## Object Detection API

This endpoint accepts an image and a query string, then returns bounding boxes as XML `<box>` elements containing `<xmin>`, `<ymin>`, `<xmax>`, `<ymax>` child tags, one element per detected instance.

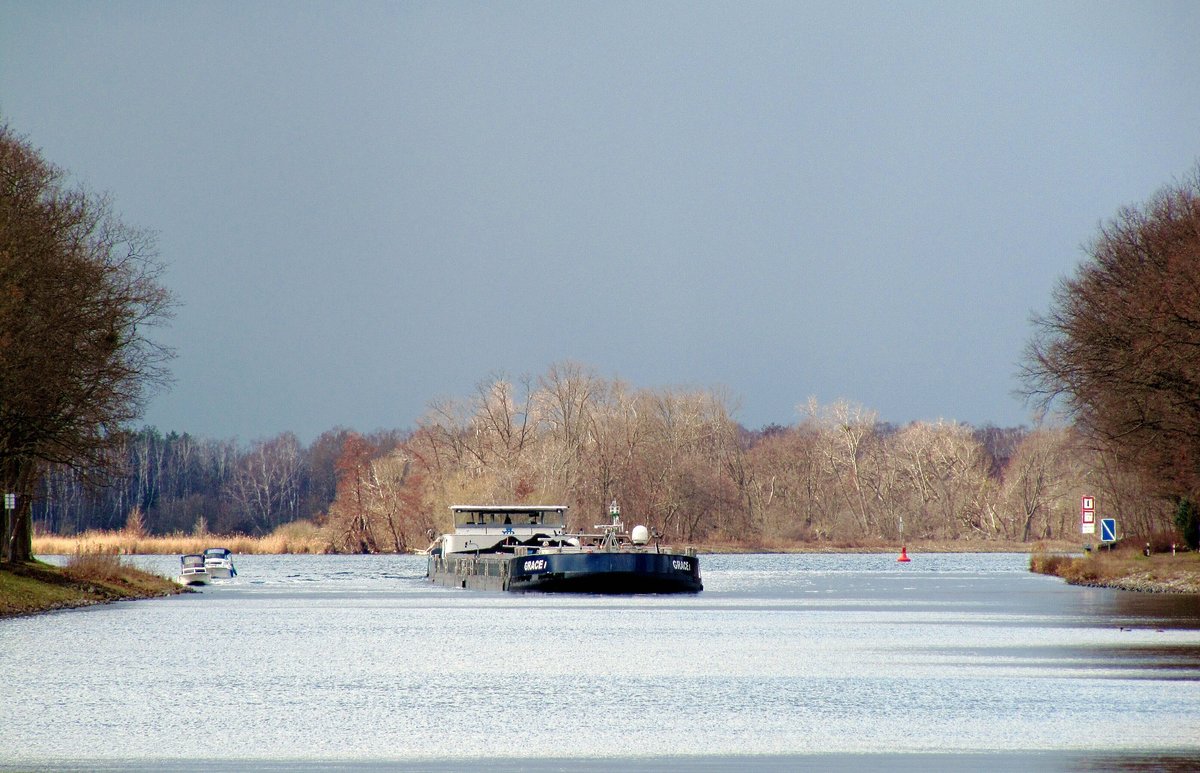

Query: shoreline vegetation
<box><xmin>32</xmin><ymin>521</ymin><xmax>330</xmax><ymax>557</ymax></box>
<box><xmin>31</xmin><ymin>526</ymin><xmax>1083</xmax><ymax>557</ymax></box>
<box><xmin>0</xmin><ymin>554</ymin><xmax>184</xmax><ymax>618</ymax></box>
<box><xmin>1030</xmin><ymin>549</ymin><xmax>1200</xmax><ymax>594</ymax></box>
<box><xmin>6</xmin><ymin>532</ymin><xmax>1196</xmax><ymax>620</ymax></box>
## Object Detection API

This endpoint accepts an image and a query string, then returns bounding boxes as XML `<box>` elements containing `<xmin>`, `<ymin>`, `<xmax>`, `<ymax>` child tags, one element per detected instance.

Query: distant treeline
<box><xmin>33</xmin><ymin>427</ymin><xmax>404</xmax><ymax>537</ymax></box>
<box><xmin>35</xmin><ymin>364</ymin><xmax>1175</xmax><ymax>551</ymax></box>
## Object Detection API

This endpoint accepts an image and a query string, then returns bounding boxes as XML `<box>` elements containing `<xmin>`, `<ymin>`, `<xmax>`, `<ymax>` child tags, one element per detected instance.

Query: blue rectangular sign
<box><xmin>1100</xmin><ymin>518</ymin><xmax>1116</xmax><ymax>543</ymax></box>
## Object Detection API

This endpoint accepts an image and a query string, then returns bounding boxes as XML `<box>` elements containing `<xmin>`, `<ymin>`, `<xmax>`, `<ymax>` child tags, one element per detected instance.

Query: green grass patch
<box><xmin>0</xmin><ymin>558</ymin><xmax>184</xmax><ymax>618</ymax></box>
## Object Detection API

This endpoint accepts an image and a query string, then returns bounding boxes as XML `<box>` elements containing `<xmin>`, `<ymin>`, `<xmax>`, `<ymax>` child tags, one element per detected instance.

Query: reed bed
<box><xmin>34</xmin><ymin>520</ymin><xmax>333</xmax><ymax>556</ymax></box>
<box><xmin>63</xmin><ymin>552</ymin><xmax>126</xmax><ymax>583</ymax></box>
<box><xmin>37</xmin><ymin>526</ymin><xmax>1079</xmax><ymax>557</ymax></box>
<box><xmin>1030</xmin><ymin>547</ymin><xmax>1200</xmax><ymax>592</ymax></box>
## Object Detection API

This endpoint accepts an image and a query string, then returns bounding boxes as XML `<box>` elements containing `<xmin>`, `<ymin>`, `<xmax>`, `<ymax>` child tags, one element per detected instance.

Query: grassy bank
<box><xmin>0</xmin><ymin>555</ymin><xmax>186</xmax><ymax>618</ymax></box>
<box><xmin>1031</xmin><ymin>548</ymin><xmax>1200</xmax><ymax>593</ymax></box>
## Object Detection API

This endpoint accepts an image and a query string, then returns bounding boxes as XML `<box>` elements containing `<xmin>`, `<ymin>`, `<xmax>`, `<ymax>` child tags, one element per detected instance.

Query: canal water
<box><xmin>2</xmin><ymin>553</ymin><xmax>1199</xmax><ymax>772</ymax></box>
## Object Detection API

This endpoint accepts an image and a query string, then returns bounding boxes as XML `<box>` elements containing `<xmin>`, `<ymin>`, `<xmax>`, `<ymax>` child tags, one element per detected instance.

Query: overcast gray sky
<box><xmin>3</xmin><ymin>1</ymin><xmax>1198</xmax><ymax>443</ymax></box>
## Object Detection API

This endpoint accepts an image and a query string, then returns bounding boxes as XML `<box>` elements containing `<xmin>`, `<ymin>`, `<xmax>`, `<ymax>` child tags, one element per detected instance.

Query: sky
<box><xmin>3</xmin><ymin>1</ymin><xmax>1199</xmax><ymax>444</ymax></box>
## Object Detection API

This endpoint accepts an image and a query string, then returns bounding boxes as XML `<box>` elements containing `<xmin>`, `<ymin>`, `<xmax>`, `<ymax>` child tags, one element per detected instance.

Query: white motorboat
<box><xmin>202</xmin><ymin>547</ymin><xmax>237</xmax><ymax>579</ymax></box>
<box><xmin>178</xmin><ymin>554</ymin><xmax>209</xmax><ymax>585</ymax></box>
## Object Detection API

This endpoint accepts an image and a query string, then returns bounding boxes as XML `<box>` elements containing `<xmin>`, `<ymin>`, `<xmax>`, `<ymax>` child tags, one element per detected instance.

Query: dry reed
<box><xmin>63</xmin><ymin>552</ymin><xmax>125</xmax><ymax>583</ymax></box>
<box><xmin>34</xmin><ymin>521</ymin><xmax>334</xmax><ymax>556</ymax></box>
<box><xmin>1030</xmin><ymin>548</ymin><xmax>1200</xmax><ymax>592</ymax></box>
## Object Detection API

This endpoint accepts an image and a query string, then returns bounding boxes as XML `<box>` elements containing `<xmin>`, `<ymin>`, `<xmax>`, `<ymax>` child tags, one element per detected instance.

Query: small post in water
<box><xmin>897</xmin><ymin>515</ymin><xmax>911</xmax><ymax>562</ymax></box>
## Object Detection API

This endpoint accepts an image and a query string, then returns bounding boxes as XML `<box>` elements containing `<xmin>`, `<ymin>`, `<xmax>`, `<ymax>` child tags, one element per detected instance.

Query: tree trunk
<box><xmin>2</xmin><ymin>458</ymin><xmax>36</xmax><ymax>563</ymax></box>
<box><xmin>9</xmin><ymin>497</ymin><xmax>32</xmax><ymax>562</ymax></box>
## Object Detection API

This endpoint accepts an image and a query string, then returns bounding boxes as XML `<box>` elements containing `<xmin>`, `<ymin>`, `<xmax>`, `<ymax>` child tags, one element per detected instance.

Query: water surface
<box><xmin>3</xmin><ymin>553</ymin><xmax>1198</xmax><ymax>771</ymax></box>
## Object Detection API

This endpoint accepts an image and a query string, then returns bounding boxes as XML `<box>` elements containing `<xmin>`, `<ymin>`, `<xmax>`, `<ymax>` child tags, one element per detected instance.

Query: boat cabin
<box><xmin>441</xmin><ymin>505</ymin><xmax>566</xmax><ymax>555</ymax></box>
<box><xmin>180</xmin><ymin>554</ymin><xmax>205</xmax><ymax>569</ymax></box>
<box><xmin>178</xmin><ymin>553</ymin><xmax>209</xmax><ymax>585</ymax></box>
<box><xmin>202</xmin><ymin>547</ymin><xmax>237</xmax><ymax>578</ymax></box>
<box><xmin>454</xmin><ymin>506</ymin><xmax>564</xmax><ymax>527</ymax></box>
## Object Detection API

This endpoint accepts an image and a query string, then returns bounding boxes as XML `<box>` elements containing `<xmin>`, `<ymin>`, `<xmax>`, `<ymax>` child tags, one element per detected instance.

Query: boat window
<box><xmin>453</xmin><ymin>507</ymin><xmax>567</xmax><ymax>526</ymax></box>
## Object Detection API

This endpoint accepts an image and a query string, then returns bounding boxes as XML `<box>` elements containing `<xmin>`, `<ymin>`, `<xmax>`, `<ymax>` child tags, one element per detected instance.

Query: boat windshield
<box><xmin>451</xmin><ymin>506</ymin><xmax>566</xmax><ymax>528</ymax></box>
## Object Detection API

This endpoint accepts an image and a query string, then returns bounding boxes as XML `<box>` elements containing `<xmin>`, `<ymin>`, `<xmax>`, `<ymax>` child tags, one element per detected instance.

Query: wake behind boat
<box><xmin>426</xmin><ymin>502</ymin><xmax>702</xmax><ymax>594</ymax></box>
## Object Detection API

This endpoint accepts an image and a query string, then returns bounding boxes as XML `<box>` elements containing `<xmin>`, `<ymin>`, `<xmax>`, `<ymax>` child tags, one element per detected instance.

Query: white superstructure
<box><xmin>203</xmin><ymin>547</ymin><xmax>237</xmax><ymax>579</ymax></box>
<box><xmin>177</xmin><ymin>554</ymin><xmax>209</xmax><ymax>585</ymax></box>
<box><xmin>440</xmin><ymin>505</ymin><xmax>567</xmax><ymax>555</ymax></box>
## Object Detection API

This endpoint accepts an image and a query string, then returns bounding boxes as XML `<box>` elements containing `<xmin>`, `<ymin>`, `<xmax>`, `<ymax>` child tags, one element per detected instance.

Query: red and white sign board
<box><xmin>1081</xmin><ymin>494</ymin><xmax>1096</xmax><ymax>534</ymax></box>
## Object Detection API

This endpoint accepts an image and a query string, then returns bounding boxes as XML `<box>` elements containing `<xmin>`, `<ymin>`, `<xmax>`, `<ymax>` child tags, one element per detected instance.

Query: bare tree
<box><xmin>1023</xmin><ymin>166</ymin><xmax>1200</xmax><ymax>536</ymax></box>
<box><xmin>326</xmin><ymin>433</ymin><xmax>378</xmax><ymax>553</ymax></box>
<box><xmin>224</xmin><ymin>433</ymin><xmax>303</xmax><ymax>534</ymax></box>
<box><xmin>801</xmin><ymin>399</ymin><xmax>883</xmax><ymax>537</ymax></box>
<box><xmin>998</xmin><ymin>426</ymin><xmax>1073</xmax><ymax>541</ymax></box>
<box><xmin>535</xmin><ymin>360</ymin><xmax>599</xmax><ymax>494</ymax></box>
<box><xmin>0</xmin><ymin>124</ymin><xmax>174</xmax><ymax>561</ymax></box>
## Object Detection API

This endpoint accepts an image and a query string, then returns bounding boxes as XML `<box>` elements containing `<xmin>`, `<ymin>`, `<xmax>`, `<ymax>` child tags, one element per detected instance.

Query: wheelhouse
<box><xmin>440</xmin><ymin>505</ymin><xmax>567</xmax><ymax>555</ymax></box>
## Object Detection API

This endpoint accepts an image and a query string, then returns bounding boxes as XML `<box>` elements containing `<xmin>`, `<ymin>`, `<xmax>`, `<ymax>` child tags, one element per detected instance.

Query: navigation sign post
<box><xmin>1100</xmin><ymin>518</ymin><xmax>1117</xmax><ymax>544</ymax></box>
<box><xmin>1081</xmin><ymin>495</ymin><xmax>1095</xmax><ymax>535</ymax></box>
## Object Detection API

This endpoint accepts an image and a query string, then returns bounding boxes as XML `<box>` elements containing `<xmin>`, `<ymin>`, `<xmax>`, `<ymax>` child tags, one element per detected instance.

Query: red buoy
<box><xmin>897</xmin><ymin>546</ymin><xmax>911</xmax><ymax>563</ymax></box>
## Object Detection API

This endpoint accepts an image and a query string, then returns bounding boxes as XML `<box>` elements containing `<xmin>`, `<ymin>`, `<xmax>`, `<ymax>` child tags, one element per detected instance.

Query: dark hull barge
<box><xmin>425</xmin><ymin>504</ymin><xmax>702</xmax><ymax>594</ymax></box>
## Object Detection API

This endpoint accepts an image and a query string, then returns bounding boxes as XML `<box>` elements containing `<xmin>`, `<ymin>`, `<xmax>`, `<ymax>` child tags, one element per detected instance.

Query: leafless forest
<box><xmin>33</xmin><ymin>363</ymin><xmax>1174</xmax><ymax>552</ymax></box>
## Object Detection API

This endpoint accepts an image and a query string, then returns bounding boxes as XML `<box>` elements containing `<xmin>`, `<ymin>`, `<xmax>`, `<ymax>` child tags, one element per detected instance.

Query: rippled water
<box><xmin>3</xmin><ymin>553</ymin><xmax>1199</xmax><ymax>771</ymax></box>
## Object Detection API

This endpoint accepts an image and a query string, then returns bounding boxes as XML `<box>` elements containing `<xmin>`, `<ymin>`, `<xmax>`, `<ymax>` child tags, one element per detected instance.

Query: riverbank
<box><xmin>704</xmin><ymin>537</ymin><xmax>1078</xmax><ymax>554</ymax></box>
<box><xmin>0</xmin><ymin>556</ymin><xmax>185</xmax><ymax>618</ymax></box>
<box><xmin>35</xmin><ymin>528</ymin><xmax>1076</xmax><ymax>557</ymax></box>
<box><xmin>1030</xmin><ymin>550</ymin><xmax>1200</xmax><ymax>593</ymax></box>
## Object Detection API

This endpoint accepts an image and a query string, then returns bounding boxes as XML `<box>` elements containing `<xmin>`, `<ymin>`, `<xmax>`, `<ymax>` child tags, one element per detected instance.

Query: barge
<box><xmin>426</xmin><ymin>502</ymin><xmax>702</xmax><ymax>594</ymax></box>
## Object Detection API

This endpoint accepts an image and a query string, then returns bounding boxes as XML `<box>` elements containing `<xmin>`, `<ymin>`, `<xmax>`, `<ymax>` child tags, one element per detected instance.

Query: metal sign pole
<box><xmin>2</xmin><ymin>493</ymin><xmax>13</xmax><ymax>563</ymax></box>
<box><xmin>1080</xmin><ymin>494</ymin><xmax>1096</xmax><ymax>553</ymax></box>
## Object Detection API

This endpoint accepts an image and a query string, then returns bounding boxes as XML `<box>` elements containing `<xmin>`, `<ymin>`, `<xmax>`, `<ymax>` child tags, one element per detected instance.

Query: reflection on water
<box><xmin>1093</xmin><ymin>585</ymin><xmax>1200</xmax><ymax>629</ymax></box>
<box><xmin>3</xmin><ymin>553</ymin><xmax>1199</xmax><ymax>771</ymax></box>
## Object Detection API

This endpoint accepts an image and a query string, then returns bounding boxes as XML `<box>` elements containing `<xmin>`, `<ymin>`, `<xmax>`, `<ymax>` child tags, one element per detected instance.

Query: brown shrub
<box><xmin>1029</xmin><ymin>552</ymin><xmax>1073</xmax><ymax>576</ymax></box>
<box><xmin>63</xmin><ymin>552</ymin><xmax>124</xmax><ymax>583</ymax></box>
